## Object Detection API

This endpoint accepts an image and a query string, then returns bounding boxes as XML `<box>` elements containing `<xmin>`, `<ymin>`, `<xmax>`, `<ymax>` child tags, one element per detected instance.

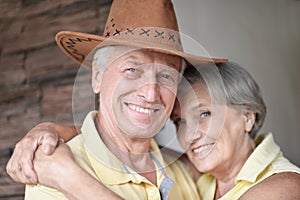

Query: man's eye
<box><xmin>126</xmin><ymin>68</ymin><xmax>137</xmax><ymax>73</ymax></box>
<box><xmin>158</xmin><ymin>73</ymin><xmax>177</xmax><ymax>86</ymax></box>
<box><xmin>124</xmin><ymin>67</ymin><xmax>142</xmax><ymax>79</ymax></box>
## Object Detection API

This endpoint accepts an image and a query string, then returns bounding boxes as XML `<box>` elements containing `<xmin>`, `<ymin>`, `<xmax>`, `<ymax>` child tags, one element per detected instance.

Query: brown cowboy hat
<box><xmin>55</xmin><ymin>0</ymin><xmax>227</xmax><ymax>67</ymax></box>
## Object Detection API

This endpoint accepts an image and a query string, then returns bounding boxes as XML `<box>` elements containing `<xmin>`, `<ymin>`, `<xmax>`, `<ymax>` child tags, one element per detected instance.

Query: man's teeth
<box><xmin>193</xmin><ymin>143</ymin><xmax>214</xmax><ymax>153</ymax></box>
<box><xmin>130</xmin><ymin>105</ymin><xmax>155</xmax><ymax>114</ymax></box>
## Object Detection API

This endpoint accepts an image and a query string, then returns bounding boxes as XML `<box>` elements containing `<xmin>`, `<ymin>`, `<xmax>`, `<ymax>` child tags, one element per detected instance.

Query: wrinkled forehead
<box><xmin>178</xmin><ymin>80</ymin><xmax>208</xmax><ymax>100</ymax></box>
<box><xmin>172</xmin><ymin>81</ymin><xmax>210</xmax><ymax>118</ymax></box>
<box><xmin>97</xmin><ymin>46</ymin><xmax>183</xmax><ymax>71</ymax></box>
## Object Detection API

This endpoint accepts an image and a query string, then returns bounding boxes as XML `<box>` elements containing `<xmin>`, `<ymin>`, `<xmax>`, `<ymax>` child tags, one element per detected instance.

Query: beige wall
<box><xmin>170</xmin><ymin>0</ymin><xmax>300</xmax><ymax>165</ymax></box>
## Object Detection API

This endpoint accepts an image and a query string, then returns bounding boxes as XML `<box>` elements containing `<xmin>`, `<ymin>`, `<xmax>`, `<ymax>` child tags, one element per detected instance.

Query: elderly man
<box><xmin>7</xmin><ymin>0</ymin><xmax>225</xmax><ymax>199</ymax></box>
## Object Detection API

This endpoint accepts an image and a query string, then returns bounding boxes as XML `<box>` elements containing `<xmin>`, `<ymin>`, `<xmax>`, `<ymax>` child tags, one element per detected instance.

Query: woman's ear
<box><xmin>92</xmin><ymin>61</ymin><xmax>102</xmax><ymax>93</ymax></box>
<box><xmin>244</xmin><ymin>111</ymin><xmax>256</xmax><ymax>133</ymax></box>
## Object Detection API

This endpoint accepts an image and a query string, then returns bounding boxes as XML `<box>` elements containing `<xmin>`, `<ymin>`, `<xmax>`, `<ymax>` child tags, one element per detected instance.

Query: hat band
<box><xmin>101</xmin><ymin>27</ymin><xmax>183</xmax><ymax>52</ymax></box>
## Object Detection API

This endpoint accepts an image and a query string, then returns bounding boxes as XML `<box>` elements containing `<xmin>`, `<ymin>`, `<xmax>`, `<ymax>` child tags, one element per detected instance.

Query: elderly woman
<box><xmin>6</xmin><ymin>62</ymin><xmax>300</xmax><ymax>199</ymax></box>
<box><xmin>171</xmin><ymin>62</ymin><xmax>300</xmax><ymax>199</ymax></box>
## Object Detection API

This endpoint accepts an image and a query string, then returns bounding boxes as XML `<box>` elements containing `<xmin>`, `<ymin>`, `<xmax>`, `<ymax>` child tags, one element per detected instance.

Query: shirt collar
<box><xmin>236</xmin><ymin>133</ymin><xmax>280</xmax><ymax>183</ymax></box>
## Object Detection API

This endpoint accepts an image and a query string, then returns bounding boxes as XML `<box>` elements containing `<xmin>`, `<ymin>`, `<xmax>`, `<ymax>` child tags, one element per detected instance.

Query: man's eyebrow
<box><xmin>127</xmin><ymin>60</ymin><xmax>144</xmax><ymax>65</ymax></box>
<box><xmin>123</xmin><ymin>54</ymin><xmax>180</xmax><ymax>70</ymax></box>
<box><xmin>164</xmin><ymin>62</ymin><xmax>179</xmax><ymax>70</ymax></box>
<box><xmin>122</xmin><ymin>54</ymin><xmax>144</xmax><ymax>63</ymax></box>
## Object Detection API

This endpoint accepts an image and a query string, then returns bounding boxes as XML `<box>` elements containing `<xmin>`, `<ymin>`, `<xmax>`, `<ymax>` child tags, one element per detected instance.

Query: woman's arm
<box><xmin>239</xmin><ymin>172</ymin><xmax>300</xmax><ymax>200</ymax></box>
<box><xmin>6</xmin><ymin>122</ymin><xmax>78</xmax><ymax>184</ymax></box>
<box><xmin>32</xmin><ymin>142</ymin><xmax>123</xmax><ymax>200</ymax></box>
<box><xmin>7</xmin><ymin>122</ymin><xmax>123</xmax><ymax>199</ymax></box>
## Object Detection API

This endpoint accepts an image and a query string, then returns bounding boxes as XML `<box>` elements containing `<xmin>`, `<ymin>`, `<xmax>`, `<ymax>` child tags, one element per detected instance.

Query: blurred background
<box><xmin>0</xmin><ymin>0</ymin><xmax>299</xmax><ymax>199</ymax></box>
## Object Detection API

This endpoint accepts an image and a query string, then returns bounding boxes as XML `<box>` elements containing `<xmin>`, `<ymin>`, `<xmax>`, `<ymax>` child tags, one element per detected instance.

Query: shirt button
<box><xmin>149</xmin><ymin>189</ymin><xmax>156</xmax><ymax>196</ymax></box>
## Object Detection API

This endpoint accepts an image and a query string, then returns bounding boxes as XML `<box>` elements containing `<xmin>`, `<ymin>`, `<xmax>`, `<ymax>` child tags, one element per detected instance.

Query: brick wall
<box><xmin>0</xmin><ymin>0</ymin><xmax>112</xmax><ymax>199</ymax></box>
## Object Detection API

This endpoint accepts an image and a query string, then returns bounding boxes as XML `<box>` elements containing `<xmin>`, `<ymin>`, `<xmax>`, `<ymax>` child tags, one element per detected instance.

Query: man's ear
<box><xmin>244</xmin><ymin>111</ymin><xmax>256</xmax><ymax>133</ymax></box>
<box><xmin>92</xmin><ymin>61</ymin><xmax>102</xmax><ymax>93</ymax></box>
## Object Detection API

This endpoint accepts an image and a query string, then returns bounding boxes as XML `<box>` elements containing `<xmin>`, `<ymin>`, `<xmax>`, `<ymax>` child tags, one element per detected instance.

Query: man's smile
<box><xmin>125</xmin><ymin>102</ymin><xmax>159</xmax><ymax>115</ymax></box>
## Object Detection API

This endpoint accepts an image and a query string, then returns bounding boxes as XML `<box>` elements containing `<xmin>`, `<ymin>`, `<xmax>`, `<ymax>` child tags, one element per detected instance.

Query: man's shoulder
<box><xmin>25</xmin><ymin>184</ymin><xmax>67</xmax><ymax>200</ymax></box>
<box><xmin>66</xmin><ymin>133</ymin><xmax>84</xmax><ymax>151</ymax></box>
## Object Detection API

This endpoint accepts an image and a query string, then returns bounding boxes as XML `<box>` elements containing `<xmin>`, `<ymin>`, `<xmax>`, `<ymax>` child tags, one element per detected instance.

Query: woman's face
<box><xmin>172</xmin><ymin>81</ymin><xmax>255</xmax><ymax>174</ymax></box>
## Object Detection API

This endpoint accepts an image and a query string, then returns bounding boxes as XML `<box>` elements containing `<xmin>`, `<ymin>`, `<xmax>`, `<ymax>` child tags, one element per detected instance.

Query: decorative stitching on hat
<box><xmin>140</xmin><ymin>28</ymin><xmax>150</xmax><ymax>36</ymax></box>
<box><xmin>113</xmin><ymin>29</ymin><xmax>122</xmax><ymax>36</ymax></box>
<box><xmin>168</xmin><ymin>33</ymin><xmax>175</xmax><ymax>42</ymax></box>
<box><xmin>65</xmin><ymin>37</ymin><xmax>93</xmax><ymax>46</ymax></box>
<box><xmin>64</xmin><ymin>37</ymin><xmax>100</xmax><ymax>62</ymax></box>
<box><xmin>125</xmin><ymin>28</ymin><xmax>134</xmax><ymax>35</ymax></box>
<box><xmin>155</xmin><ymin>30</ymin><xmax>164</xmax><ymax>39</ymax></box>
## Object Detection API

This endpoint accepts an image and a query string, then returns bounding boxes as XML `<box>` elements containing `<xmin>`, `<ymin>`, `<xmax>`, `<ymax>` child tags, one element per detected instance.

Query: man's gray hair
<box><xmin>93</xmin><ymin>46</ymin><xmax>118</xmax><ymax>73</ymax></box>
<box><xmin>181</xmin><ymin>61</ymin><xmax>266</xmax><ymax>138</ymax></box>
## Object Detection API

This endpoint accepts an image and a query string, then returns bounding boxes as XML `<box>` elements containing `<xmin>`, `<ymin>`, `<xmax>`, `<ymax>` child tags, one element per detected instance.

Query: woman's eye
<box><xmin>161</xmin><ymin>74</ymin><xmax>171</xmax><ymax>79</ymax></box>
<box><xmin>200</xmin><ymin>111</ymin><xmax>211</xmax><ymax>118</ymax></box>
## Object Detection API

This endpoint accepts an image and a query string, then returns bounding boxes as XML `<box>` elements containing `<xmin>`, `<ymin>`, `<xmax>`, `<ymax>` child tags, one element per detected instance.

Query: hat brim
<box><xmin>56</xmin><ymin>31</ymin><xmax>227</xmax><ymax>68</ymax></box>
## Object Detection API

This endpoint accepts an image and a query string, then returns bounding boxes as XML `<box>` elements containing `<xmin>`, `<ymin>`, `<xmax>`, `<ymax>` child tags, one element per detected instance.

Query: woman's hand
<box><xmin>33</xmin><ymin>141</ymin><xmax>76</xmax><ymax>190</ymax></box>
<box><xmin>34</xmin><ymin>141</ymin><xmax>124</xmax><ymax>200</ymax></box>
<box><xmin>6</xmin><ymin>122</ymin><xmax>78</xmax><ymax>185</ymax></box>
<box><xmin>6</xmin><ymin>122</ymin><xmax>60</xmax><ymax>184</ymax></box>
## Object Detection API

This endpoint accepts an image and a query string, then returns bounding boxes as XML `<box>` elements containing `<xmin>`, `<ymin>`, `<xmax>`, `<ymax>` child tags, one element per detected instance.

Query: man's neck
<box><xmin>95</xmin><ymin>112</ymin><xmax>152</xmax><ymax>153</ymax></box>
<box><xmin>95</xmin><ymin>113</ymin><xmax>157</xmax><ymax>185</ymax></box>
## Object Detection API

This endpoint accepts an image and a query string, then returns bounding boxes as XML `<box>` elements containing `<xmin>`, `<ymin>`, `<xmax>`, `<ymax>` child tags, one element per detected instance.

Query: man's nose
<box><xmin>136</xmin><ymin>82</ymin><xmax>160</xmax><ymax>103</ymax></box>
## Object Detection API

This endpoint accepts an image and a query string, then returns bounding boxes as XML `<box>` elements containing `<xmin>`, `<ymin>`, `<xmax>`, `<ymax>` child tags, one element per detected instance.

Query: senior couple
<box><xmin>6</xmin><ymin>0</ymin><xmax>300</xmax><ymax>199</ymax></box>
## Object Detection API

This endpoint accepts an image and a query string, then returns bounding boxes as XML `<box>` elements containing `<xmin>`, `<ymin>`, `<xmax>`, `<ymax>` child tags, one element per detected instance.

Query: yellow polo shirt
<box><xmin>197</xmin><ymin>133</ymin><xmax>300</xmax><ymax>200</ymax></box>
<box><xmin>25</xmin><ymin>111</ymin><xmax>199</xmax><ymax>200</ymax></box>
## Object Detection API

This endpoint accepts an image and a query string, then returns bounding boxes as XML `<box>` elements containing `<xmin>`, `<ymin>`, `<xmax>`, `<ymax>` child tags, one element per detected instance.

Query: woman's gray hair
<box><xmin>181</xmin><ymin>61</ymin><xmax>266</xmax><ymax>138</ymax></box>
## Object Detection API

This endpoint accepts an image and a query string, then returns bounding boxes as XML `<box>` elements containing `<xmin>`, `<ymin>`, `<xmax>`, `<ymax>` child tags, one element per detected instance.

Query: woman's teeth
<box><xmin>193</xmin><ymin>143</ymin><xmax>214</xmax><ymax>154</ymax></box>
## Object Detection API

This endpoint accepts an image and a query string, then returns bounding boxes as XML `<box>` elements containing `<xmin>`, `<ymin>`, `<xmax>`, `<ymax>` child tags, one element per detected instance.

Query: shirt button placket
<box><xmin>149</xmin><ymin>189</ymin><xmax>156</xmax><ymax>196</ymax></box>
<box><xmin>148</xmin><ymin>188</ymin><xmax>159</xmax><ymax>200</ymax></box>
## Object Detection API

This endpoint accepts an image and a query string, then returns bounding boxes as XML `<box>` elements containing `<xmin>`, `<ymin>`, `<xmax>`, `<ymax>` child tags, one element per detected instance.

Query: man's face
<box><xmin>93</xmin><ymin>47</ymin><xmax>182</xmax><ymax>139</ymax></box>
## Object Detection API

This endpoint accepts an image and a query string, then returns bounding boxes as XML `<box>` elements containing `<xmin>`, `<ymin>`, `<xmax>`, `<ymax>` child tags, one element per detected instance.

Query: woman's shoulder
<box><xmin>239</xmin><ymin>172</ymin><xmax>300</xmax><ymax>200</ymax></box>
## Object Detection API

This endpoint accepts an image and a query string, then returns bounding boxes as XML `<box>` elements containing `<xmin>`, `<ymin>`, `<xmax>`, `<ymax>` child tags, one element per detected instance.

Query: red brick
<box><xmin>0</xmin><ymin>0</ymin><xmax>22</xmax><ymax>19</ymax></box>
<box><xmin>2</xmin><ymin>8</ymin><xmax>97</xmax><ymax>54</ymax></box>
<box><xmin>0</xmin><ymin>53</ymin><xmax>24</xmax><ymax>70</ymax></box>
<box><xmin>41</xmin><ymin>84</ymin><xmax>73</xmax><ymax>114</ymax></box>
<box><xmin>0</xmin><ymin>19</ymin><xmax>25</xmax><ymax>47</ymax></box>
<box><xmin>21</xmin><ymin>0</ymin><xmax>83</xmax><ymax>17</ymax></box>
<box><xmin>25</xmin><ymin>45</ymin><xmax>76</xmax><ymax>80</ymax></box>
<box><xmin>0</xmin><ymin>85</ymin><xmax>40</xmax><ymax>115</ymax></box>
<box><xmin>0</xmin><ymin>53</ymin><xmax>26</xmax><ymax>86</ymax></box>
